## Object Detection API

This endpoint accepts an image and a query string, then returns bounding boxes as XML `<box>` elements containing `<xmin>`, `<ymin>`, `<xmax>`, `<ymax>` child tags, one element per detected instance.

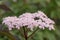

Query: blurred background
<box><xmin>0</xmin><ymin>0</ymin><xmax>60</xmax><ymax>40</ymax></box>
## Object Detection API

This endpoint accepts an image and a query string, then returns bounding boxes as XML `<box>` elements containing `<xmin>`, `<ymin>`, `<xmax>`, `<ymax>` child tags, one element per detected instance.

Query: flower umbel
<box><xmin>2</xmin><ymin>11</ymin><xmax>55</xmax><ymax>30</ymax></box>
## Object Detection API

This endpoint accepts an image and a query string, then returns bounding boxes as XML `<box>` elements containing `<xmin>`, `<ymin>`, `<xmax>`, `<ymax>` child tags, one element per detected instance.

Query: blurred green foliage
<box><xmin>0</xmin><ymin>0</ymin><xmax>60</xmax><ymax>40</ymax></box>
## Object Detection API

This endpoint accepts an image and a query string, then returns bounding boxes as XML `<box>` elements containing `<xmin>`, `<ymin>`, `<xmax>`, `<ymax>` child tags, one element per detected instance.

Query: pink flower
<box><xmin>2</xmin><ymin>16</ymin><xmax>21</xmax><ymax>30</ymax></box>
<box><xmin>2</xmin><ymin>11</ymin><xmax>55</xmax><ymax>30</ymax></box>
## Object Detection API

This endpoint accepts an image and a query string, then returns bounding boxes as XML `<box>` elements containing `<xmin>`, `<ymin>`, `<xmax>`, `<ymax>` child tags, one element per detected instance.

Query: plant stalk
<box><xmin>23</xmin><ymin>27</ymin><xmax>28</xmax><ymax>40</ymax></box>
<box><xmin>28</xmin><ymin>27</ymin><xmax>39</xmax><ymax>38</ymax></box>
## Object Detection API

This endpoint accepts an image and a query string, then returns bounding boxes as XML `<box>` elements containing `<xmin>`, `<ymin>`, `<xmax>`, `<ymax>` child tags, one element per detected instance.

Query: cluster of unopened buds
<box><xmin>2</xmin><ymin>11</ymin><xmax>55</xmax><ymax>31</ymax></box>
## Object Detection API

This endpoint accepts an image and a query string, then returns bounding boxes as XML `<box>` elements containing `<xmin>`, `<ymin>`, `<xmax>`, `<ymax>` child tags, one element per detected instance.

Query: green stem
<box><xmin>28</xmin><ymin>27</ymin><xmax>39</xmax><ymax>38</ymax></box>
<box><xmin>19</xmin><ymin>29</ymin><xmax>25</xmax><ymax>38</ymax></box>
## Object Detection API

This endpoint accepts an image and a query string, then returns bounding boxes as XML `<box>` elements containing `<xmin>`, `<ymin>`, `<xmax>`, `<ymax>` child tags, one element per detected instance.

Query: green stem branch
<box><xmin>28</xmin><ymin>27</ymin><xmax>39</xmax><ymax>38</ymax></box>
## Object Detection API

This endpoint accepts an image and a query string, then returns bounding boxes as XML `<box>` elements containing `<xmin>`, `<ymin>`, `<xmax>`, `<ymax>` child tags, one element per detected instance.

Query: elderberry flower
<box><xmin>2</xmin><ymin>16</ymin><xmax>21</xmax><ymax>30</ymax></box>
<box><xmin>32</xmin><ymin>11</ymin><xmax>55</xmax><ymax>30</ymax></box>
<box><xmin>19</xmin><ymin>11</ymin><xmax>55</xmax><ymax>30</ymax></box>
<box><xmin>2</xmin><ymin>11</ymin><xmax>55</xmax><ymax>30</ymax></box>
<box><xmin>19</xmin><ymin>14</ymin><xmax>38</xmax><ymax>30</ymax></box>
<box><xmin>19</xmin><ymin>13</ymin><xmax>33</xmax><ymax>18</ymax></box>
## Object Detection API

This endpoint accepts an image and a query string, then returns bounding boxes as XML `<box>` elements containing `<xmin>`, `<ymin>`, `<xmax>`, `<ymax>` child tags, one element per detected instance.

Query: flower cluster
<box><xmin>2</xmin><ymin>11</ymin><xmax>55</xmax><ymax>30</ymax></box>
<box><xmin>2</xmin><ymin>16</ymin><xmax>21</xmax><ymax>30</ymax></box>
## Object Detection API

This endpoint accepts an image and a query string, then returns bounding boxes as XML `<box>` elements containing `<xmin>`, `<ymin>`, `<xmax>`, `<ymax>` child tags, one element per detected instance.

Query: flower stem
<box><xmin>19</xmin><ymin>29</ymin><xmax>25</xmax><ymax>38</ymax></box>
<box><xmin>28</xmin><ymin>27</ymin><xmax>39</xmax><ymax>38</ymax></box>
<box><xmin>23</xmin><ymin>27</ymin><xmax>28</xmax><ymax>40</ymax></box>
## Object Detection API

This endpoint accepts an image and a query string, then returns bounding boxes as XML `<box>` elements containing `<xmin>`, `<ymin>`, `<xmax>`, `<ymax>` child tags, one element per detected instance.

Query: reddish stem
<box><xmin>23</xmin><ymin>27</ymin><xmax>28</xmax><ymax>40</ymax></box>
